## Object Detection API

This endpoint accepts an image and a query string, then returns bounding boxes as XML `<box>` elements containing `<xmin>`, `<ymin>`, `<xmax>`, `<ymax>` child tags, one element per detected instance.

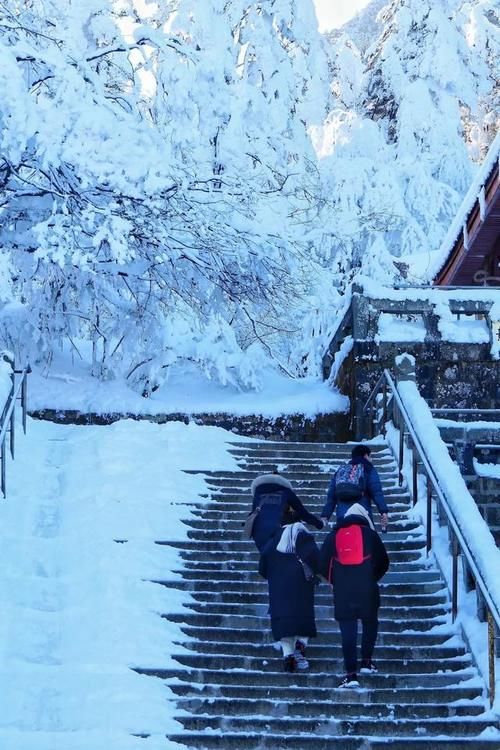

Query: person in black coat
<box><xmin>250</xmin><ymin>472</ymin><xmax>323</xmax><ymax>552</ymax></box>
<box><xmin>319</xmin><ymin>503</ymin><xmax>389</xmax><ymax>687</ymax></box>
<box><xmin>321</xmin><ymin>445</ymin><xmax>389</xmax><ymax>529</ymax></box>
<box><xmin>259</xmin><ymin>506</ymin><xmax>320</xmax><ymax>673</ymax></box>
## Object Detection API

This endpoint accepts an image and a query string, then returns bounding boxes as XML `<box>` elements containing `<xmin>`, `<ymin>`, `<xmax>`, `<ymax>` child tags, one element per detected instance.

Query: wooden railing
<box><xmin>364</xmin><ymin>368</ymin><xmax>500</xmax><ymax>706</ymax></box>
<box><xmin>0</xmin><ymin>358</ymin><xmax>30</xmax><ymax>497</ymax></box>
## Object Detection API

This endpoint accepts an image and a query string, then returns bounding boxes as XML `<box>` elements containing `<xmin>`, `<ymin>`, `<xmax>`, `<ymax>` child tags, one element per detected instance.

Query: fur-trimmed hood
<box><xmin>251</xmin><ymin>474</ymin><xmax>293</xmax><ymax>496</ymax></box>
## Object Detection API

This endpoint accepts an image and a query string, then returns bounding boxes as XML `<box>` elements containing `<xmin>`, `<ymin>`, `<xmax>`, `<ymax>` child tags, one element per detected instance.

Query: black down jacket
<box><xmin>319</xmin><ymin>513</ymin><xmax>389</xmax><ymax>621</ymax></box>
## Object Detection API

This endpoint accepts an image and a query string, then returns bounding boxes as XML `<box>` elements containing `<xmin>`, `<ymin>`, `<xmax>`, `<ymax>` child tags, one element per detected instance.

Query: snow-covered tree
<box><xmin>361</xmin><ymin>0</ymin><xmax>486</xmax><ymax>258</ymax></box>
<box><xmin>458</xmin><ymin>0</ymin><xmax>500</xmax><ymax>157</ymax></box>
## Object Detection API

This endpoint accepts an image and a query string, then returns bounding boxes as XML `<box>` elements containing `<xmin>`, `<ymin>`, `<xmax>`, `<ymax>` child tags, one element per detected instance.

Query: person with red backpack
<box><xmin>320</xmin><ymin>445</ymin><xmax>389</xmax><ymax>531</ymax></box>
<box><xmin>319</xmin><ymin>503</ymin><xmax>389</xmax><ymax>687</ymax></box>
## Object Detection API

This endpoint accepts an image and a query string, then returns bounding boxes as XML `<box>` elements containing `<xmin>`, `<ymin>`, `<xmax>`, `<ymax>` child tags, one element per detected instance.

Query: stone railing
<box><xmin>323</xmin><ymin>283</ymin><xmax>500</xmax><ymax>437</ymax></box>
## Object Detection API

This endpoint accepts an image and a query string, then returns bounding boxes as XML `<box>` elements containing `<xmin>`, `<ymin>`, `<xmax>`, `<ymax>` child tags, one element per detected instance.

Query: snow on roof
<box><xmin>357</xmin><ymin>275</ymin><xmax>499</xmax><ymax>303</ymax></box>
<box><xmin>429</xmin><ymin>131</ymin><xmax>500</xmax><ymax>280</ymax></box>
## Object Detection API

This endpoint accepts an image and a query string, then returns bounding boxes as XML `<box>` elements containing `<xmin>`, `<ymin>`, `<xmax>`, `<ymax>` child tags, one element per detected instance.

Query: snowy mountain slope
<box><xmin>326</xmin><ymin>0</ymin><xmax>389</xmax><ymax>53</ymax></box>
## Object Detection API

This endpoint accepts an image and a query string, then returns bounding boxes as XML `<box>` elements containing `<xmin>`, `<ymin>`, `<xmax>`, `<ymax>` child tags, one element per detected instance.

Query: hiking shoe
<box><xmin>283</xmin><ymin>655</ymin><xmax>297</xmax><ymax>673</ymax></box>
<box><xmin>294</xmin><ymin>640</ymin><xmax>309</xmax><ymax>670</ymax></box>
<box><xmin>339</xmin><ymin>673</ymin><xmax>360</xmax><ymax>688</ymax></box>
<box><xmin>360</xmin><ymin>659</ymin><xmax>378</xmax><ymax>673</ymax></box>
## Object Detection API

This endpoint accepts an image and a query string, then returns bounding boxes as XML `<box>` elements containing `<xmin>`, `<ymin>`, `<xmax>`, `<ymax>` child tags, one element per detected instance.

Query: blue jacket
<box><xmin>259</xmin><ymin>526</ymin><xmax>320</xmax><ymax>640</ymax></box>
<box><xmin>251</xmin><ymin>474</ymin><xmax>323</xmax><ymax>552</ymax></box>
<box><xmin>321</xmin><ymin>457</ymin><xmax>388</xmax><ymax>521</ymax></box>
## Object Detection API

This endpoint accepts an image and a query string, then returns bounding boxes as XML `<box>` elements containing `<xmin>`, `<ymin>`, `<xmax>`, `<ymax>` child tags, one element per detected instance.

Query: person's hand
<box><xmin>380</xmin><ymin>513</ymin><xmax>388</xmax><ymax>532</ymax></box>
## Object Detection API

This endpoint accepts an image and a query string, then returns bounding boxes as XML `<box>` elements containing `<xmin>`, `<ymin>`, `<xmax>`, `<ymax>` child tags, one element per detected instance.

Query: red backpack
<box><xmin>328</xmin><ymin>525</ymin><xmax>371</xmax><ymax>583</ymax></box>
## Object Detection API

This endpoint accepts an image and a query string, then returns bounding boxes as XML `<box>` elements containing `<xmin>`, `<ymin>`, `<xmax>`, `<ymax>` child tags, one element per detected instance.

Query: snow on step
<box><xmin>140</xmin><ymin>440</ymin><xmax>500</xmax><ymax>748</ymax></box>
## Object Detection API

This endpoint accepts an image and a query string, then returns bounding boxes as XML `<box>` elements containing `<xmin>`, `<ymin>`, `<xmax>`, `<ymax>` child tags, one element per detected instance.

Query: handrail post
<box><xmin>487</xmin><ymin>608</ymin><xmax>496</xmax><ymax>707</ymax></box>
<box><xmin>9</xmin><ymin>365</ymin><xmax>15</xmax><ymax>459</ymax></box>
<box><xmin>22</xmin><ymin>372</ymin><xmax>28</xmax><ymax>434</ymax></box>
<box><xmin>381</xmin><ymin>381</ymin><xmax>387</xmax><ymax>437</ymax></box>
<box><xmin>426</xmin><ymin>478</ymin><xmax>432</xmax><ymax>554</ymax></box>
<box><xmin>412</xmin><ymin>445</ymin><xmax>418</xmax><ymax>507</ymax></box>
<box><xmin>452</xmin><ymin>534</ymin><xmax>459</xmax><ymax>622</ymax></box>
<box><xmin>1</xmin><ymin>438</ymin><xmax>6</xmax><ymax>498</ymax></box>
<box><xmin>398</xmin><ymin>423</ymin><xmax>404</xmax><ymax>487</ymax></box>
<box><xmin>10</xmin><ymin>404</ymin><xmax>15</xmax><ymax>460</ymax></box>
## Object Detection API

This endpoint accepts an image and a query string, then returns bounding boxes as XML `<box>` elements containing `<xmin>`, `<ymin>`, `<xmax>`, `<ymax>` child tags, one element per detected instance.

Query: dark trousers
<box><xmin>338</xmin><ymin>617</ymin><xmax>378</xmax><ymax>673</ymax></box>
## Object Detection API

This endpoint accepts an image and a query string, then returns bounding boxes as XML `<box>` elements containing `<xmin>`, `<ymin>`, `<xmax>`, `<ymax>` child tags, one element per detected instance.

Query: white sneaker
<box><xmin>339</xmin><ymin>673</ymin><xmax>360</xmax><ymax>688</ymax></box>
<box><xmin>360</xmin><ymin>659</ymin><xmax>378</xmax><ymax>673</ymax></box>
<box><xmin>294</xmin><ymin>640</ymin><xmax>309</xmax><ymax>670</ymax></box>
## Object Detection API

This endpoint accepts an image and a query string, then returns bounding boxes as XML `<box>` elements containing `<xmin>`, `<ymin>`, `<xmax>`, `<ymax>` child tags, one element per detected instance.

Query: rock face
<box><xmin>136</xmin><ymin>439</ymin><xmax>500</xmax><ymax>749</ymax></box>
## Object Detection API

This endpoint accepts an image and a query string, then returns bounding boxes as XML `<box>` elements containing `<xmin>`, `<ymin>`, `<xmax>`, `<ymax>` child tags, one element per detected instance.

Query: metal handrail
<box><xmin>432</xmin><ymin>409</ymin><xmax>500</xmax><ymax>415</ymax></box>
<box><xmin>0</xmin><ymin>363</ymin><xmax>30</xmax><ymax>497</ymax></box>
<box><xmin>363</xmin><ymin>369</ymin><xmax>500</xmax><ymax>705</ymax></box>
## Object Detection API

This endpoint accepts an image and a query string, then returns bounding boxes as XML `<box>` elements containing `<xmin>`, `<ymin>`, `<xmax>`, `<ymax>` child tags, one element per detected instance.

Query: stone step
<box><xmin>181</xmin><ymin>519</ymin><xmax>421</xmax><ymax>537</ymax></box>
<box><xmin>183</xmin><ymin>531</ymin><xmax>424</xmax><ymax>549</ymax></box>
<box><xmin>175</xmin><ymin>714</ymin><xmax>493</xmax><ymax>738</ymax></box>
<box><xmin>189</xmin><ymin>467</ymin><xmax>399</xmax><ymax>481</ymax></box>
<box><xmin>236</xmin><ymin>461</ymin><xmax>396</xmax><ymax>473</ymax></box>
<box><xmin>171</xmin><ymin>653</ymin><xmax>469</xmax><ymax>673</ymax></box>
<box><xmin>167</xmin><ymin>574</ymin><xmax>445</xmax><ymax>591</ymax></box>
<box><xmin>166</xmin><ymin>732</ymin><xmax>500</xmax><ymax>749</ymax></box>
<box><xmin>177</xmin><ymin>628</ymin><xmax>456</xmax><ymax>647</ymax></box>
<box><xmin>473</xmin><ymin>500</ymin><xmax>500</xmax><ymax>520</ymax></box>
<box><xmin>168</xmin><ymin>680</ymin><xmax>483</xmax><ymax>705</ymax></box>
<box><xmin>179</xmin><ymin>640</ymin><xmax>465</xmax><ymax>660</ymax></box>
<box><xmin>209</xmin><ymin>488</ymin><xmax>410</xmax><ymax>500</ymax></box>
<box><xmin>160</xmin><ymin>539</ymin><xmax>426</xmax><ymax>553</ymax></box>
<box><xmin>204</xmin><ymin>476</ymin><xmax>402</xmax><ymax>489</ymax></box>
<box><xmin>198</xmin><ymin>496</ymin><xmax>410</xmax><ymax>514</ymax></box>
<box><xmin>174</xmin><ymin>695</ymin><xmax>484</xmax><ymax>719</ymax></box>
<box><xmin>194</xmin><ymin>506</ymin><xmax>410</xmax><ymax>533</ymax></box>
<box><xmin>164</xmin><ymin>613</ymin><xmax>449</xmax><ymax>632</ymax></box>
<box><xmin>185</xmin><ymin>590</ymin><xmax>448</xmax><ymax>607</ymax></box>
<box><xmin>186</xmin><ymin>511</ymin><xmax>412</xmax><ymax>528</ymax></box>
<box><xmin>140</xmin><ymin>666</ymin><xmax>476</xmax><ymax>688</ymax></box>
<box><xmin>183</xmin><ymin>602</ymin><xmax>449</xmax><ymax>620</ymax></box>
<box><xmin>161</xmin><ymin>571</ymin><xmax>445</xmax><ymax>597</ymax></box>
<box><xmin>229</xmin><ymin>441</ymin><xmax>390</xmax><ymax>451</ymax></box>
<box><xmin>228</xmin><ymin>445</ymin><xmax>391</xmax><ymax>457</ymax></box>
<box><xmin>235</xmin><ymin>451</ymin><xmax>395</xmax><ymax>462</ymax></box>
<box><xmin>166</xmin><ymin>558</ymin><xmax>427</xmax><ymax>574</ymax></box>
<box><xmin>186</xmin><ymin>511</ymin><xmax>419</xmax><ymax>527</ymax></box>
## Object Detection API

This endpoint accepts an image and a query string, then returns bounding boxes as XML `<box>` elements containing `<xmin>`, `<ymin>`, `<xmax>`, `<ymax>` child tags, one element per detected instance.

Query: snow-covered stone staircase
<box><xmin>141</xmin><ymin>440</ymin><xmax>500</xmax><ymax>748</ymax></box>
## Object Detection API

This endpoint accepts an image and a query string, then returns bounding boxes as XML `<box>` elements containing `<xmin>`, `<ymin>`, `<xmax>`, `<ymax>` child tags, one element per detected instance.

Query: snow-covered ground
<box><xmin>28</xmin><ymin>359</ymin><xmax>349</xmax><ymax>419</ymax></box>
<box><xmin>0</xmin><ymin>416</ymin><xmax>251</xmax><ymax>750</ymax></box>
<box><xmin>1</xmin><ymin>386</ymin><xmax>499</xmax><ymax>749</ymax></box>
